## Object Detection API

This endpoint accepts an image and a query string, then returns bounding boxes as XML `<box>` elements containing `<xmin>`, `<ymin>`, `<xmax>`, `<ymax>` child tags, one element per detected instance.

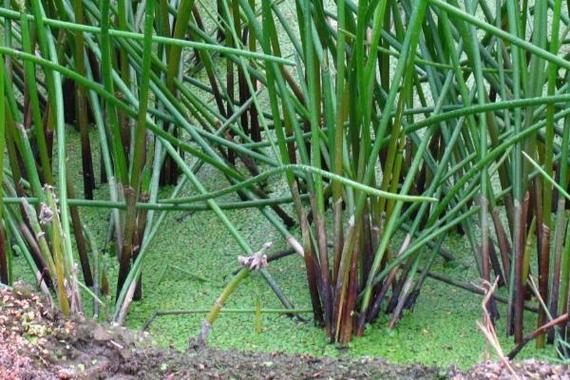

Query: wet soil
<box><xmin>1</xmin><ymin>285</ymin><xmax>568</xmax><ymax>379</ymax></box>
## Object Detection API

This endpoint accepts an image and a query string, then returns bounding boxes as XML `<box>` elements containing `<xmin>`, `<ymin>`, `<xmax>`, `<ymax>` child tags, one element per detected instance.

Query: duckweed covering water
<box><xmin>123</xmin><ymin>218</ymin><xmax>555</xmax><ymax>368</ymax></box>
<box><xmin>10</xmin><ymin>130</ymin><xmax>556</xmax><ymax>370</ymax></box>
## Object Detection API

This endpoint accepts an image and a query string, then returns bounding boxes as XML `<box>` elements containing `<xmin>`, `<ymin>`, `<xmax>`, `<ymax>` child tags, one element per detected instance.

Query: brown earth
<box><xmin>0</xmin><ymin>285</ymin><xmax>568</xmax><ymax>379</ymax></box>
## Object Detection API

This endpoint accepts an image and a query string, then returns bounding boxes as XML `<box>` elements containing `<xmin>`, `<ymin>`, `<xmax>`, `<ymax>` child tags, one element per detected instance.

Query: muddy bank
<box><xmin>0</xmin><ymin>285</ymin><xmax>567</xmax><ymax>379</ymax></box>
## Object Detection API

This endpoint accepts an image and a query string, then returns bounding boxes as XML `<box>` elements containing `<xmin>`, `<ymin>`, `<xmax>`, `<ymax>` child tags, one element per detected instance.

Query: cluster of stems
<box><xmin>0</xmin><ymin>0</ymin><xmax>569</xmax><ymax>353</ymax></box>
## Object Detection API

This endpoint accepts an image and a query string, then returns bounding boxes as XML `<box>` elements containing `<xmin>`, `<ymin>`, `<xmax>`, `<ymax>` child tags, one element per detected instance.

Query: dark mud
<box><xmin>1</xmin><ymin>285</ymin><xmax>568</xmax><ymax>379</ymax></box>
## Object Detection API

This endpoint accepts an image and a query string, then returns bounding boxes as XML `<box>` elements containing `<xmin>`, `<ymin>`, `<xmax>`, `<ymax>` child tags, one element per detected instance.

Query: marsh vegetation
<box><xmin>1</xmin><ymin>0</ymin><xmax>570</xmax><ymax>373</ymax></box>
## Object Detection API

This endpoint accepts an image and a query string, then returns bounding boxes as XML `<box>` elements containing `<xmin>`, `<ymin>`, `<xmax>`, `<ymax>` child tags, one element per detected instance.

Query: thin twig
<box><xmin>477</xmin><ymin>278</ymin><xmax>518</xmax><ymax>379</ymax></box>
<box><xmin>507</xmin><ymin>313</ymin><xmax>569</xmax><ymax>360</ymax></box>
